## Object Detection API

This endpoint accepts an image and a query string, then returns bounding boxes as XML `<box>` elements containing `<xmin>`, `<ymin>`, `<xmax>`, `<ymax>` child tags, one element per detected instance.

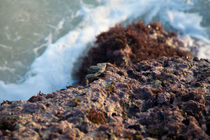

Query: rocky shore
<box><xmin>0</xmin><ymin>21</ymin><xmax>209</xmax><ymax>140</ymax></box>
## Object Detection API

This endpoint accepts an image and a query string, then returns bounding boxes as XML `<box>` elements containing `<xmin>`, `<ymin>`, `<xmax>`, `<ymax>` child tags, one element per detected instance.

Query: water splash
<box><xmin>0</xmin><ymin>0</ymin><xmax>209</xmax><ymax>102</ymax></box>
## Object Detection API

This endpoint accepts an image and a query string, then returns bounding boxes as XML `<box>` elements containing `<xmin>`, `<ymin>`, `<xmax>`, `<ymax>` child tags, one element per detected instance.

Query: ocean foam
<box><xmin>0</xmin><ymin>0</ymin><xmax>209</xmax><ymax>102</ymax></box>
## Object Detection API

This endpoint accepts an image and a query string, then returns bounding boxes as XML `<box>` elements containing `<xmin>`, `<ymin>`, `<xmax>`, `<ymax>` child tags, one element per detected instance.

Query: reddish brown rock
<box><xmin>0</xmin><ymin>56</ymin><xmax>209</xmax><ymax>139</ymax></box>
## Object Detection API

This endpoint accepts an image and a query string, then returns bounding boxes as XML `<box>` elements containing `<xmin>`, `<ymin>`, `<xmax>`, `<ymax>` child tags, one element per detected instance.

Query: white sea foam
<box><xmin>0</xmin><ymin>0</ymin><xmax>209</xmax><ymax>102</ymax></box>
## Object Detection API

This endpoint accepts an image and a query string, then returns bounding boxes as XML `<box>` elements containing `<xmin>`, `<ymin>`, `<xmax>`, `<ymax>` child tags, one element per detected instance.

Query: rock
<box><xmin>157</xmin><ymin>92</ymin><xmax>171</xmax><ymax>104</ymax></box>
<box><xmin>0</xmin><ymin>20</ymin><xmax>209</xmax><ymax>139</ymax></box>
<box><xmin>28</xmin><ymin>92</ymin><xmax>46</xmax><ymax>103</ymax></box>
<box><xmin>85</xmin><ymin>63</ymin><xmax>107</xmax><ymax>84</ymax></box>
<box><xmin>87</xmin><ymin>63</ymin><xmax>106</xmax><ymax>74</ymax></box>
<box><xmin>0</xmin><ymin>57</ymin><xmax>209</xmax><ymax>139</ymax></box>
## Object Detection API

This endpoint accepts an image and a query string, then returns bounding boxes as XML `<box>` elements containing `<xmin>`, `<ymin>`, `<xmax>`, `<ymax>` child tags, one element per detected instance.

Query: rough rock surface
<box><xmin>0</xmin><ymin>57</ymin><xmax>209</xmax><ymax>140</ymax></box>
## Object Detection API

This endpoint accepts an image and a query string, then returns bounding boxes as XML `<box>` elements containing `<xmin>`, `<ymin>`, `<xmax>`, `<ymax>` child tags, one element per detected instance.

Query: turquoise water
<box><xmin>0</xmin><ymin>0</ymin><xmax>209</xmax><ymax>102</ymax></box>
<box><xmin>0</xmin><ymin>0</ymin><xmax>99</xmax><ymax>83</ymax></box>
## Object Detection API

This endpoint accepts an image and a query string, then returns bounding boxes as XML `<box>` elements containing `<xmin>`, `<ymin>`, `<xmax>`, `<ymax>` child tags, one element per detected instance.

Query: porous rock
<box><xmin>0</xmin><ymin>57</ymin><xmax>209</xmax><ymax>139</ymax></box>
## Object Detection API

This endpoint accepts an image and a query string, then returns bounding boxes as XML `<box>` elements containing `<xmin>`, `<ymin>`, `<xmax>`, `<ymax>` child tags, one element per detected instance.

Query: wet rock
<box><xmin>88</xmin><ymin>63</ymin><xmax>106</xmax><ymax>74</ymax></box>
<box><xmin>85</xmin><ymin>63</ymin><xmax>107</xmax><ymax>84</ymax></box>
<box><xmin>28</xmin><ymin>92</ymin><xmax>46</xmax><ymax>103</ymax></box>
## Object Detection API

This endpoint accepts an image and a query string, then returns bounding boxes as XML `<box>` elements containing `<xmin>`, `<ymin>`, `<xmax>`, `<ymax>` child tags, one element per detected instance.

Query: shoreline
<box><xmin>0</xmin><ymin>21</ymin><xmax>209</xmax><ymax>139</ymax></box>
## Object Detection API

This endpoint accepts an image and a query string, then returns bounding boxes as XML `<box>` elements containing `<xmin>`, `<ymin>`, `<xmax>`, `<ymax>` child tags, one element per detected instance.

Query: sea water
<box><xmin>0</xmin><ymin>0</ymin><xmax>209</xmax><ymax>102</ymax></box>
